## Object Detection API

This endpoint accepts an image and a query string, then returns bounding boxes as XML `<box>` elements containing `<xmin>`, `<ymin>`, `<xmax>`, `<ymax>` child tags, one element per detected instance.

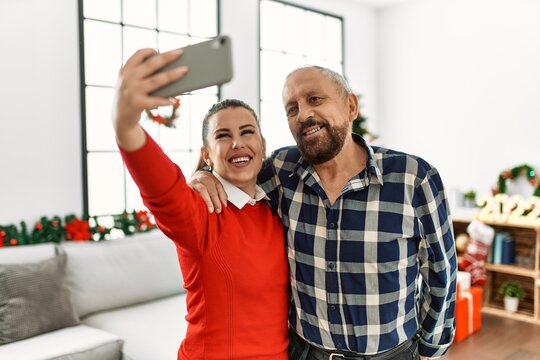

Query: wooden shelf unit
<box><xmin>452</xmin><ymin>210</ymin><xmax>540</xmax><ymax>324</ymax></box>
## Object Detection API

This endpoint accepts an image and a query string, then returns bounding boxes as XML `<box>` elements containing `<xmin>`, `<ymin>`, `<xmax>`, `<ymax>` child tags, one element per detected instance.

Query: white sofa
<box><xmin>0</xmin><ymin>231</ymin><xmax>188</xmax><ymax>360</ymax></box>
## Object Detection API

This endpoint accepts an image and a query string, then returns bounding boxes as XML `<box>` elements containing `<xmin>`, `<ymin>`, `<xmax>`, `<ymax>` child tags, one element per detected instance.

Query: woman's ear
<box><xmin>201</xmin><ymin>147</ymin><xmax>212</xmax><ymax>167</ymax></box>
<box><xmin>194</xmin><ymin>146</ymin><xmax>211</xmax><ymax>173</ymax></box>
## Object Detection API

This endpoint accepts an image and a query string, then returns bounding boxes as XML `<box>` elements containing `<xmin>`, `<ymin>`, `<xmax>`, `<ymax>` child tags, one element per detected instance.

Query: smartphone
<box><xmin>151</xmin><ymin>35</ymin><xmax>233</xmax><ymax>97</ymax></box>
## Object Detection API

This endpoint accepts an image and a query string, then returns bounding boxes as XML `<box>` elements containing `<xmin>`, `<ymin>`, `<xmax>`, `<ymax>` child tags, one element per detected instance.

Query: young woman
<box><xmin>113</xmin><ymin>49</ymin><xmax>289</xmax><ymax>359</ymax></box>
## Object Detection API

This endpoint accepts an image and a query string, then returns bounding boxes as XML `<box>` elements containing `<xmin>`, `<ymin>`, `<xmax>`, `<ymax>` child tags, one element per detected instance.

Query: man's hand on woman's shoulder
<box><xmin>188</xmin><ymin>171</ymin><xmax>228</xmax><ymax>213</ymax></box>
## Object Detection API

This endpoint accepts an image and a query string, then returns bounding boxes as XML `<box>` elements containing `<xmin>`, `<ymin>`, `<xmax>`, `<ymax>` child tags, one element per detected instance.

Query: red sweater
<box><xmin>120</xmin><ymin>134</ymin><xmax>289</xmax><ymax>360</ymax></box>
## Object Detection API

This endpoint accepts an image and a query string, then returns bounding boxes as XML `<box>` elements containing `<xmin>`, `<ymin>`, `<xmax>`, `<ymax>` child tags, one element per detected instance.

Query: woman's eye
<box><xmin>216</xmin><ymin>133</ymin><xmax>230</xmax><ymax>139</ymax></box>
<box><xmin>241</xmin><ymin>130</ymin><xmax>254</xmax><ymax>136</ymax></box>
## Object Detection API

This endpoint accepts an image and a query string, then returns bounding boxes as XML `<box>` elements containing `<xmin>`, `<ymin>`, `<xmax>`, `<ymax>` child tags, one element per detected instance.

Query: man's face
<box><xmin>282</xmin><ymin>68</ymin><xmax>356</xmax><ymax>165</ymax></box>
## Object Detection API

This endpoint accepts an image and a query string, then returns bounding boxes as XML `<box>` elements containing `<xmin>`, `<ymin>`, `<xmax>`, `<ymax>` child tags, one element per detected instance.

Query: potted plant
<box><xmin>463</xmin><ymin>190</ymin><xmax>477</xmax><ymax>208</ymax></box>
<box><xmin>499</xmin><ymin>281</ymin><xmax>525</xmax><ymax>313</ymax></box>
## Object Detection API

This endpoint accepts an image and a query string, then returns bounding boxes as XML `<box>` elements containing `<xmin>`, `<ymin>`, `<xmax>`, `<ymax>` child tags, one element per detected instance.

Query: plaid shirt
<box><xmin>258</xmin><ymin>134</ymin><xmax>456</xmax><ymax>358</ymax></box>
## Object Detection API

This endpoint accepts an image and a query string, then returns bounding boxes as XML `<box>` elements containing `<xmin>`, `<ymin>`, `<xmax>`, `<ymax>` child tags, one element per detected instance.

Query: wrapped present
<box><xmin>457</xmin><ymin>271</ymin><xmax>471</xmax><ymax>293</ymax></box>
<box><xmin>454</xmin><ymin>286</ymin><xmax>482</xmax><ymax>343</ymax></box>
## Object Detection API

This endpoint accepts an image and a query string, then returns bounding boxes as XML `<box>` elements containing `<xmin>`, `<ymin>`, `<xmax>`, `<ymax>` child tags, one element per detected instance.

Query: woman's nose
<box><xmin>232</xmin><ymin>137</ymin><xmax>245</xmax><ymax>149</ymax></box>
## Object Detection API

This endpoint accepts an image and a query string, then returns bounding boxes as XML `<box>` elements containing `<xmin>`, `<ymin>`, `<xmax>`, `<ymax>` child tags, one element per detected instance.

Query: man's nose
<box><xmin>296</xmin><ymin>104</ymin><xmax>314</xmax><ymax>123</ymax></box>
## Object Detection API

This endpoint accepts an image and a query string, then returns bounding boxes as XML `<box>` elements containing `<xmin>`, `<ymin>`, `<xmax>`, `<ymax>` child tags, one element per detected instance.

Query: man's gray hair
<box><xmin>287</xmin><ymin>65</ymin><xmax>353</xmax><ymax>97</ymax></box>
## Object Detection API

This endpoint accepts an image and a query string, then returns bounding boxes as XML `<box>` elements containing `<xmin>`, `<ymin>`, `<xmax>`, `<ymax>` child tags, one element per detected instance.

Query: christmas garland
<box><xmin>495</xmin><ymin>164</ymin><xmax>540</xmax><ymax>197</ymax></box>
<box><xmin>0</xmin><ymin>210</ymin><xmax>156</xmax><ymax>248</ymax></box>
<box><xmin>146</xmin><ymin>98</ymin><xmax>181</xmax><ymax>128</ymax></box>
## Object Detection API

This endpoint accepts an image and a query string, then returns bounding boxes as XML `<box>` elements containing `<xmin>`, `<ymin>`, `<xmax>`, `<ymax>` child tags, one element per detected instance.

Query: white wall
<box><xmin>377</xmin><ymin>0</ymin><xmax>540</xmax><ymax>198</ymax></box>
<box><xmin>0</xmin><ymin>0</ymin><xmax>82</xmax><ymax>225</ymax></box>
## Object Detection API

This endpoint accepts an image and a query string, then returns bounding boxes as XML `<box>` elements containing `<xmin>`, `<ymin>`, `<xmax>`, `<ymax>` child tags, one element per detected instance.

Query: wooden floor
<box><xmin>444</xmin><ymin>313</ymin><xmax>540</xmax><ymax>360</ymax></box>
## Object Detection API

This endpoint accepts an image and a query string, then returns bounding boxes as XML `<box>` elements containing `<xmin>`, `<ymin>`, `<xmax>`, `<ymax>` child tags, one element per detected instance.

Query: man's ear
<box><xmin>347</xmin><ymin>93</ymin><xmax>359</xmax><ymax>122</ymax></box>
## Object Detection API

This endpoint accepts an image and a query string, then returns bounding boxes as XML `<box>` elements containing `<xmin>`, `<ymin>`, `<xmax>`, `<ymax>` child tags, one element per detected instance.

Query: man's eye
<box><xmin>286</xmin><ymin>107</ymin><xmax>298</xmax><ymax>117</ymax></box>
<box><xmin>309</xmin><ymin>96</ymin><xmax>322</xmax><ymax>103</ymax></box>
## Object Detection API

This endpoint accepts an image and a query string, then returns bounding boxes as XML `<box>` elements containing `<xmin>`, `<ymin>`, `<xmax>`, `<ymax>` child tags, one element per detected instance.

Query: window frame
<box><xmin>78</xmin><ymin>0</ymin><xmax>221</xmax><ymax>216</ymax></box>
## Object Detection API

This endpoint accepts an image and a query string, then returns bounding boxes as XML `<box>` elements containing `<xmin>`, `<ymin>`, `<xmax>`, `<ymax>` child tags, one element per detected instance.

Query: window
<box><xmin>80</xmin><ymin>0</ymin><xmax>219</xmax><ymax>216</ymax></box>
<box><xmin>259</xmin><ymin>0</ymin><xmax>344</xmax><ymax>153</ymax></box>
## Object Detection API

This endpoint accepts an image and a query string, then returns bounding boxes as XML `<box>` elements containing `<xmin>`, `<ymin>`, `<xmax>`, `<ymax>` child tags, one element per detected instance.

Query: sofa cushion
<box><xmin>0</xmin><ymin>252</ymin><xmax>80</xmax><ymax>345</ymax></box>
<box><xmin>83</xmin><ymin>294</ymin><xmax>187</xmax><ymax>360</ymax></box>
<box><xmin>0</xmin><ymin>243</ymin><xmax>56</xmax><ymax>264</ymax></box>
<box><xmin>62</xmin><ymin>230</ymin><xmax>184</xmax><ymax>318</ymax></box>
<box><xmin>0</xmin><ymin>324</ymin><xmax>123</xmax><ymax>360</ymax></box>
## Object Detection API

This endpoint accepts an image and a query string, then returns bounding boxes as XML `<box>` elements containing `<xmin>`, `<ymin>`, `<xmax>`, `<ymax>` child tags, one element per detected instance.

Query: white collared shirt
<box><xmin>213</xmin><ymin>172</ymin><xmax>267</xmax><ymax>210</ymax></box>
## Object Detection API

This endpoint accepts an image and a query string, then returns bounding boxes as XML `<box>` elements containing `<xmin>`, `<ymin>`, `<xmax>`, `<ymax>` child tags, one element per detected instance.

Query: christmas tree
<box><xmin>352</xmin><ymin>94</ymin><xmax>376</xmax><ymax>140</ymax></box>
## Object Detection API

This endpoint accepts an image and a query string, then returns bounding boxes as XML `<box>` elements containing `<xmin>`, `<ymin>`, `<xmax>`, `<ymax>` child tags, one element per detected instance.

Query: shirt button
<box><xmin>331</xmin><ymin>305</ymin><xmax>336</xmax><ymax>311</ymax></box>
<box><xmin>329</xmin><ymin>222</ymin><xmax>335</xmax><ymax>229</ymax></box>
<box><xmin>328</xmin><ymin>262</ymin><xmax>335</xmax><ymax>270</ymax></box>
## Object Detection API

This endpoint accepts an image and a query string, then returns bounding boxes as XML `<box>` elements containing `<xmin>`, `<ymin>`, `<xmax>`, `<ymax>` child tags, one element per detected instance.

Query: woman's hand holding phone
<box><xmin>112</xmin><ymin>49</ymin><xmax>188</xmax><ymax>151</ymax></box>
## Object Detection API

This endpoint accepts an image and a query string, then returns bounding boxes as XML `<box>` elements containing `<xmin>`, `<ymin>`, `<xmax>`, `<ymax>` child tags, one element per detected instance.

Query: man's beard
<box><xmin>295</xmin><ymin>118</ymin><xmax>348</xmax><ymax>165</ymax></box>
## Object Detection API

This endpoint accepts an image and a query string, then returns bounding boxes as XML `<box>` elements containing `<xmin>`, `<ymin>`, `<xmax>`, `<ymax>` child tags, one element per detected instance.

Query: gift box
<box><xmin>454</xmin><ymin>286</ymin><xmax>482</xmax><ymax>343</ymax></box>
<box><xmin>457</xmin><ymin>271</ymin><xmax>471</xmax><ymax>293</ymax></box>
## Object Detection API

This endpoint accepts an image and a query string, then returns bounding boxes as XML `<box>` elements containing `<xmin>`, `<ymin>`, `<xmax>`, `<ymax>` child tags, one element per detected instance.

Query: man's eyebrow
<box><xmin>305</xmin><ymin>90</ymin><xmax>321</xmax><ymax>97</ymax></box>
<box><xmin>284</xmin><ymin>100</ymin><xmax>296</xmax><ymax>108</ymax></box>
<box><xmin>285</xmin><ymin>90</ymin><xmax>321</xmax><ymax>107</ymax></box>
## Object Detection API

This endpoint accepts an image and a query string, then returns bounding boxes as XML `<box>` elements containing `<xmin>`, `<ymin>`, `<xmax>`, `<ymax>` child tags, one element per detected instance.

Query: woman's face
<box><xmin>202</xmin><ymin>107</ymin><xmax>265</xmax><ymax>196</ymax></box>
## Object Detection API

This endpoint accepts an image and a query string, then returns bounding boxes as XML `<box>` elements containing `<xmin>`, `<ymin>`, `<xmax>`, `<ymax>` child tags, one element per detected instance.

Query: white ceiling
<box><xmin>350</xmin><ymin>0</ymin><xmax>411</xmax><ymax>8</ymax></box>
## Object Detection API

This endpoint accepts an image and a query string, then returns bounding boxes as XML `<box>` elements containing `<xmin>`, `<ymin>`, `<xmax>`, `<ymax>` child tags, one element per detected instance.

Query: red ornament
<box><xmin>135</xmin><ymin>210</ymin><xmax>155</xmax><ymax>231</ymax></box>
<box><xmin>35</xmin><ymin>223</ymin><xmax>43</xmax><ymax>230</ymax></box>
<box><xmin>152</xmin><ymin>114</ymin><xmax>165</xmax><ymax>124</ymax></box>
<box><xmin>9</xmin><ymin>238</ymin><xmax>18</xmax><ymax>246</ymax></box>
<box><xmin>65</xmin><ymin>217</ymin><xmax>91</xmax><ymax>241</ymax></box>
